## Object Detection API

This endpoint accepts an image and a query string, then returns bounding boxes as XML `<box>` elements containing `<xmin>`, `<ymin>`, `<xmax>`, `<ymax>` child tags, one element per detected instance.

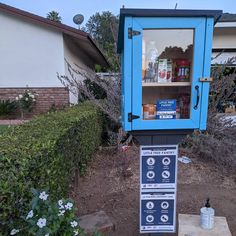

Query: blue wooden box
<box><xmin>118</xmin><ymin>9</ymin><xmax>222</xmax><ymax>133</ymax></box>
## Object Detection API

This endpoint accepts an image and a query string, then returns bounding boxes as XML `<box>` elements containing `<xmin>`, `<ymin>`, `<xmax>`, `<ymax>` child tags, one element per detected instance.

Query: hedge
<box><xmin>0</xmin><ymin>102</ymin><xmax>103</xmax><ymax>234</ymax></box>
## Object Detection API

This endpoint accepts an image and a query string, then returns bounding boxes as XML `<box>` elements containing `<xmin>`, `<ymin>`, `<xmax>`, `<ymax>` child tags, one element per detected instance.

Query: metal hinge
<box><xmin>128</xmin><ymin>28</ymin><xmax>141</xmax><ymax>39</ymax></box>
<box><xmin>128</xmin><ymin>112</ymin><xmax>140</xmax><ymax>122</ymax></box>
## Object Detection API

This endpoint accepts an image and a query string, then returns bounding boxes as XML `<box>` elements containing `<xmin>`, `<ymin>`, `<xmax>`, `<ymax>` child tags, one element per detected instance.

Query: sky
<box><xmin>0</xmin><ymin>0</ymin><xmax>236</xmax><ymax>28</ymax></box>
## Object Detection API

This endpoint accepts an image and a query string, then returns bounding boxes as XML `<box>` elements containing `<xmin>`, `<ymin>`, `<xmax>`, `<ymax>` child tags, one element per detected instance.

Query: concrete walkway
<box><xmin>0</xmin><ymin>119</ymin><xmax>29</xmax><ymax>125</ymax></box>
<box><xmin>79</xmin><ymin>211</ymin><xmax>114</xmax><ymax>235</ymax></box>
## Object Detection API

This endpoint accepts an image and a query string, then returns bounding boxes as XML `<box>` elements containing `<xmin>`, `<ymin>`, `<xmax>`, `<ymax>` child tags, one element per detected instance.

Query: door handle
<box><xmin>194</xmin><ymin>85</ymin><xmax>200</xmax><ymax>110</ymax></box>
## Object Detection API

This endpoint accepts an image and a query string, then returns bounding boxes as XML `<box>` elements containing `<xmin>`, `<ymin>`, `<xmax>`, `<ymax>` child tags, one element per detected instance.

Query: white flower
<box><xmin>65</xmin><ymin>202</ymin><xmax>73</xmax><ymax>210</ymax></box>
<box><xmin>57</xmin><ymin>199</ymin><xmax>63</xmax><ymax>207</ymax></box>
<box><xmin>25</xmin><ymin>97</ymin><xmax>29</xmax><ymax>101</ymax></box>
<box><xmin>58</xmin><ymin>210</ymin><xmax>65</xmax><ymax>216</ymax></box>
<box><xmin>30</xmin><ymin>94</ymin><xmax>35</xmax><ymax>98</ymax></box>
<box><xmin>70</xmin><ymin>220</ymin><xmax>78</xmax><ymax>228</ymax></box>
<box><xmin>58</xmin><ymin>199</ymin><xmax>64</xmax><ymax>208</ymax></box>
<box><xmin>45</xmin><ymin>234</ymin><xmax>49</xmax><ymax>236</ymax></box>
<box><xmin>26</xmin><ymin>210</ymin><xmax>34</xmax><ymax>219</ymax></box>
<box><xmin>58</xmin><ymin>199</ymin><xmax>63</xmax><ymax>205</ymax></box>
<box><xmin>15</xmin><ymin>97</ymin><xmax>19</xmax><ymax>101</ymax></box>
<box><xmin>39</xmin><ymin>191</ymin><xmax>49</xmax><ymax>201</ymax></box>
<box><xmin>37</xmin><ymin>218</ymin><xmax>47</xmax><ymax>228</ymax></box>
<box><xmin>10</xmin><ymin>229</ymin><xmax>20</xmax><ymax>235</ymax></box>
<box><xmin>74</xmin><ymin>230</ymin><xmax>79</xmax><ymax>236</ymax></box>
<box><xmin>19</xmin><ymin>94</ymin><xmax>23</xmax><ymax>99</ymax></box>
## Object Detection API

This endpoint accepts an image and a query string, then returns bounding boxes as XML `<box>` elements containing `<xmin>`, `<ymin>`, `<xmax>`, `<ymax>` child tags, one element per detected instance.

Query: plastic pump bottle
<box><xmin>200</xmin><ymin>198</ymin><xmax>215</xmax><ymax>229</ymax></box>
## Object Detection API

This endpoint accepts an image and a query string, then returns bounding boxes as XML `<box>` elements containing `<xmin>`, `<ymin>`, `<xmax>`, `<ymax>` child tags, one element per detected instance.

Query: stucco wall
<box><xmin>63</xmin><ymin>36</ymin><xmax>95</xmax><ymax>103</ymax></box>
<box><xmin>63</xmin><ymin>36</ymin><xmax>95</xmax><ymax>71</ymax></box>
<box><xmin>213</xmin><ymin>28</ymin><xmax>236</xmax><ymax>49</ymax></box>
<box><xmin>0</xmin><ymin>12</ymin><xmax>65</xmax><ymax>88</ymax></box>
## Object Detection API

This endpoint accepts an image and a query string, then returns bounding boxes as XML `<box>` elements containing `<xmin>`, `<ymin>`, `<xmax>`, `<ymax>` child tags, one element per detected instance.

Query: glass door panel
<box><xmin>142</xmin><ymin>29</ymin><xmax>194</xmax><ymax>120</ymax></box>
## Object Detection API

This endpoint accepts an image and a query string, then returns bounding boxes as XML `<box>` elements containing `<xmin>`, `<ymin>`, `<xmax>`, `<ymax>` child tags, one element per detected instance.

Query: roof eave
<box><xmin>0</xmin><ymin>2</ymin><xmax>109</xmax><ymax>68</ymax></box>
<box><xmin>87</xmin><ymin>36</ymin><xmax>110</xmax><ymax>68</ymax></box>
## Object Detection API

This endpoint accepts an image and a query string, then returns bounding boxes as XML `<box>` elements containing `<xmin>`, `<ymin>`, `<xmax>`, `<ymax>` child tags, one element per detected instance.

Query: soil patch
<box><xmin>75</xmin><ymin>146</ymin><xmax>236</xmax><ymax>236</ymax></box>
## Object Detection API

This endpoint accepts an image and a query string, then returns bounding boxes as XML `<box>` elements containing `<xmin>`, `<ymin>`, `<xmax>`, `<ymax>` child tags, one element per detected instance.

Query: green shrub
<box><xmin>0</xmin><ymin>102</ymin><xmax>103</xmax><ymax>235</ymax></box>
<box><xmin>0</xmin><ymin>99</ymin><xmax>17</xmax><ymax>117</ymax></box>
<box><xmin>10</xmin><ymin>188</ymin><xmax>102</xmax><ymax>236</ymax></box>
<box><xmin>13</xmin><ymin>188</ymin><xmax>82</xmax><ymax>235</ymax></box>
<box><xmin>0</xmin><ymin>125</ymin><xmax>9</xmax><ymax>134</ymax></box>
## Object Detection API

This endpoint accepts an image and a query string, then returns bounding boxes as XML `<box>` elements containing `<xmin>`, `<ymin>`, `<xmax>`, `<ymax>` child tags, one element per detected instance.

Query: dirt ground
<box><xmin>75</xmin><ymin>146</ymin><xmax>236</xmax><ymax>236</ymax></box>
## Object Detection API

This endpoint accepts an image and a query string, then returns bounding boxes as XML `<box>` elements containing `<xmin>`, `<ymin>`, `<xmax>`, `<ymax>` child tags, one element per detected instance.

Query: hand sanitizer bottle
<box><xmin>200</xmin><ymin>198</ymin><xmax>215</xmax><ymax>229</ymax></box>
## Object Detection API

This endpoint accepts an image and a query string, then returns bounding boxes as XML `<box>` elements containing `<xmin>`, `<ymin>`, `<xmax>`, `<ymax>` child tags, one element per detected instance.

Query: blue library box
<box><xmin>117</xmin><ymin>8</ymin><xmax>222</xmax><ymax>143</ymax></box>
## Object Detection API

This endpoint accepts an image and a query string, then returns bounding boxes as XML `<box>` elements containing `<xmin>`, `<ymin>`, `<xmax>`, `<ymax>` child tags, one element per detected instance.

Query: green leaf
<box><xmin>31</xmin><ymin>197</ymin><xmax>39</xmax><ymax>210</ymax></box>
<box><xmin>30</xmin><ymin>188</ymin><xmax>38</xmax><ymax>196</ymax></box>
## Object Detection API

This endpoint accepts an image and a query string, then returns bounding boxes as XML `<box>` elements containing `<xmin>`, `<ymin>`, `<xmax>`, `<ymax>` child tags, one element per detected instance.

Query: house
<box><xmin>0</xmin><ymin>3</ymin><xmax>109</xmax><ymax>116</ymax></box>
<box><xmin>212</xmin><ymin>13</ymin><xmax>236</xmax><ymax>66</ymax></box>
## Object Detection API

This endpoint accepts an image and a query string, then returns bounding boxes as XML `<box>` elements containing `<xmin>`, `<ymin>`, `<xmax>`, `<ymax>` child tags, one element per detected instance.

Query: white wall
<box><xmin>63</xmin><ymin>36</ymin><xmax>95</xmax><ymax>72</ymax></box>
<box><xmin>63</xmin><ymin>37</ymin><xmax>95</xmax><ymax>103</ymax></box>
<box><xmin>0</xmin><ymin>12</ymin><xmax>65</xmax><ymax>87</ymax></box>
<box><xmin>213</xmin><ymin>28</ymin><xmax>236</xmax><ymax>49</ymax></box>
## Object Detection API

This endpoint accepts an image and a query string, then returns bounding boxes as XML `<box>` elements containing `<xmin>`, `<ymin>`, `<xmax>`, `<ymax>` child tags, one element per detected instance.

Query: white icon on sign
<box><xmin>146</xmin><ymin>201</ymin><xmax>154</xmax><ymax>209</ymax></box>
<box><xmin>161</xmin><ymin>201</ymin><xmax>169</xmax><ymax>209</ymax></box>
<box><xmin>160</xmin><ymin>214</ymin><xmax>169</xmax><ymax>223</ymax></box>
<box><xmin>147</xmin><ymin>171</ymin><xmax>155</xmax><ymax>179</ymax></box>
<box><xmin>146</xmin><ymin>215</ymin><xmax>154</xmax><ymax>223</ymax></box>
<box><xmin>162</xmin><ymin>170</ymin><xmax>170</xmax><ymax>179</ymax></box>
<box><xmin>162</xmin><ymin>157</ymin><xmax>171</xmax><ymax>165</ymax></box>
<box><xmin>147</xmin><ymin>157</ymin><xmax>155</xmax><ymax>166</ymax></box>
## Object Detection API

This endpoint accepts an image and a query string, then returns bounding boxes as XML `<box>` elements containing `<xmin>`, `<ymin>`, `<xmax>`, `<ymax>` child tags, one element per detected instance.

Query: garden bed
<box><xmin>75</xmin><ymin>146</ymin><xmax>236</xmax><ymax>236</ymax></box>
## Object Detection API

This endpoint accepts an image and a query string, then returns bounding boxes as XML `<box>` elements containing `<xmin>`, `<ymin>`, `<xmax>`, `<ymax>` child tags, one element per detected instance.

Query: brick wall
<box><xmin>0</xmin><ymin>87</ymin><xmax>69</xmax><ymax>118</ymax></box>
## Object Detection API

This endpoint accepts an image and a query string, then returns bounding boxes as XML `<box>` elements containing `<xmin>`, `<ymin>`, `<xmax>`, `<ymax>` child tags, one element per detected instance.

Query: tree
<box><xmin>84</xmin><ymin>11</ymin><xmax>119</xmax><ymax>71</ymax></box>
<box><xmin>46</xmin><ymin>11</ymin><xmax>62</xmax><ymax>23</ymax></box>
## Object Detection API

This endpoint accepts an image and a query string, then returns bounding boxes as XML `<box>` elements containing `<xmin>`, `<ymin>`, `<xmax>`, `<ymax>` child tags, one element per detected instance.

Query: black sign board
<box><xmin>140</xmin><ymin>145</ymin><xmax>178</xmax><ymax>234</ymax></box>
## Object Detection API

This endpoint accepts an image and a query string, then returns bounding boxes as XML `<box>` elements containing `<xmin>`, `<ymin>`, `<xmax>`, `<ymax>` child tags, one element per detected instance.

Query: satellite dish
<box><xmin>73</xmin><ymin>14</ymin><xmax>84</xmax><ymax>29</ymax></box>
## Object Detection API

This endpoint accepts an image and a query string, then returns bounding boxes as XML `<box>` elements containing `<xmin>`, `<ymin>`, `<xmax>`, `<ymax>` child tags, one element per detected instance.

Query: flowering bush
<box><xmin>15</xmin><ymin>89</ymin><xmax>37</xmax><ymax>118</ymax></box>
<box><xmin>10</xmin><ymin>189</ymin><xmax>102</xmax><ymax>236</ymax></box>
